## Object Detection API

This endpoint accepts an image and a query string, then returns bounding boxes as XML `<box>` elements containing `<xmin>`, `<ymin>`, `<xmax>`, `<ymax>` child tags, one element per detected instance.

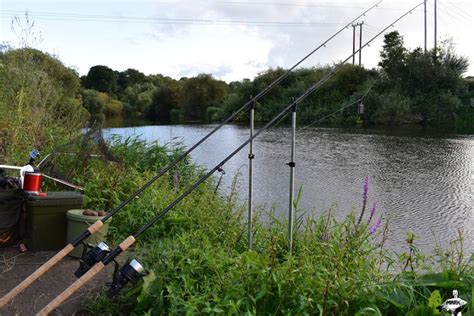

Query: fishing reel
<box><xmin>107</xmin><ymin>258</ymin><xmax>145</xmax><ymax>297</ymax></box>
<box><xmin>75</xmin><ymin>241</ymin><xmax>111</xmax><ymax>278</ymax></box>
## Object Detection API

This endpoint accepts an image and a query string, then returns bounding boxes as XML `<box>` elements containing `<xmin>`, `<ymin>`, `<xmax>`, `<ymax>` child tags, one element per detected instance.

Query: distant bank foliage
<box><xmin>80</xmin><ymin>31</ymin><xmax>472</xmax><ymax>129</ymax></box>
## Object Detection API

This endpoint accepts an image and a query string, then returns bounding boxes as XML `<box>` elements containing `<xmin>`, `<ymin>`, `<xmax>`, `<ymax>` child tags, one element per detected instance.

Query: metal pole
<box><xmin>248</xmin><ymin>97</ymin><xmax>255</xmax><ymax>250</ymax></box>
<box><xmin>352</xmin><ymin>24</ymin><xmax>356</xmax><ymax>65</ymax></box>
<box><xmin>434</xmin><ymin>0</ymin><xmax>437</xmax><ymax>51</ymax></box>
<box><xmin>288</xmin><ymin>100</ymin><xmax>297</xmax><ymax>254</ymax></box>
<box><xmin>424</xmin><ymin>0</ymin><xmax>427</xmax><ymax>52</ymax></box>
<box><xmin>359</xmin><ymin>22</ymin><xmax>363</xmax><ymax>66</ymax></box>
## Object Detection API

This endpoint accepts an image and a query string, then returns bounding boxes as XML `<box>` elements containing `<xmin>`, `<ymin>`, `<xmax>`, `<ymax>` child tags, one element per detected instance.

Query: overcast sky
<box><xmin>1</xmin><ymin>0</ymin><xmax>472</xmax><ymax>82</ymax></box>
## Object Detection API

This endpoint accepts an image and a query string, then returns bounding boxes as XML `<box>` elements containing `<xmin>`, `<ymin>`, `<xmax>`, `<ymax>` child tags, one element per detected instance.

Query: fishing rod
<box><xmin>37</xmin><ymin>4</ymin><xmax>423</xmax><ymax>314</ymax></box>
<box><xmin>0</xmin><ymin>2</ymin><xmax>382</xmax><ymax>309</ymax></box>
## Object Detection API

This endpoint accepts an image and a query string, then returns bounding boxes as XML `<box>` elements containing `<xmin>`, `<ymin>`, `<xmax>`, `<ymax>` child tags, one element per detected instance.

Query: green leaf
<box><xmin>406</xmin><ymin>305</ymin><xmax>434</xmax><ymax>316</ymax></box>
<box><xmin>355</xmin><ymin>306</ymin><xmax>383</xmax><ymax>316</ymax></box>
<box><xmin>427</xmin><ymin>290</ymin><xmax>442</xmax><ymax>314</ymax></box>
<box><xmin>377</xmin><ymin>286</ymin><xmax>413</xmax><ymax>309</ymax></box>
<box><xmin>136</xmin><ymin>270</ymin><xmax>157</xmax><ymax>310</ymax></box>
<box><xmin>418</xmin><ymin>272</ymin><xmax>466</xmax><ymax>289</ymax></box>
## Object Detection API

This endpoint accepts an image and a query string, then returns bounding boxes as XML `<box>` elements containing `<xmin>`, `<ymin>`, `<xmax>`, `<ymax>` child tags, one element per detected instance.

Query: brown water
<box><xmin>104</xmin><ymin>124</ymin><xmax>473</xmax><ymax>254</ymax></box>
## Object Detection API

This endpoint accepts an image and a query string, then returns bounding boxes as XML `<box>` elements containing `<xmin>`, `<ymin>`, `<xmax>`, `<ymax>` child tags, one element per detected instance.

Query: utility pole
<box><xmin>248</xmin><ymin>96</ymin><xmax>255</xmax><ymax>250</ymax></box>
<box><xmin>434</xmin><ymin>0</ymin><xmax>437</xmax><ymax>51</ymax></box>
<box><xmin>424</xmin><ymin>0</ymin><xmax>427</xmax><ymax>52</ymax></box>
<box><xmin>359</xmin><ymin>22</ymin><xmax>363</xmax><ymax>66</ymax></box>
<box><xmin>352</xmin><ymin>21</ymin><xmax>364</xmax><ymax>66</ymax></box>
<box><xmin>352</xmin><ymin>24</ymin><xmax>356</xmax><ymax>64</ymax></box>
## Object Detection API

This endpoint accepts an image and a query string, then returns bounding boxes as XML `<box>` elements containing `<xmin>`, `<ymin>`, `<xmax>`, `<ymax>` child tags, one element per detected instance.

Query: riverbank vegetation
<box><xmin>76</xmin><ymin>138</ymin><xmax>472</xmax><ymax>315</ymax></box>
<box><xmin>1</xmin><ymin>30</ymin><xmax>473</xmax><ymax>315</ymax></box>
<box><xmin>77</xmin><ymin>31</ymin><xmax>473</xmax><ymax>130</ymax></box>
<box><xmin>0</xmin><ymin>47</ymin><xmax>88</xmax><ymax>165</ymax></box>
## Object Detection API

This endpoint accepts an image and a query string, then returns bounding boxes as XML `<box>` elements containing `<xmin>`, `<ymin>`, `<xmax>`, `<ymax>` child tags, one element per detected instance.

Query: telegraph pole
<box><xmin>434</xmin><ymin>0</ymin><xmax>437</xmax><ymax>51</ymax></box>
<box><xmin>424</xmin><ymin>0</ymin><xmax>427</xmax><ymax>52</ymax></box>
<box><xmin>359</xmin><ymin>22</ymin><xmax>363</xmax><ymax>66</ymax></box>
<box><xmin>352</xmin><ymin>21</ymin><xmax>364</xmax><ymax>66</ymax></box>
<box><xmin>352</xmin><ymin>24</ymin><xmax>356</xmax><ymax>64</ymax></box>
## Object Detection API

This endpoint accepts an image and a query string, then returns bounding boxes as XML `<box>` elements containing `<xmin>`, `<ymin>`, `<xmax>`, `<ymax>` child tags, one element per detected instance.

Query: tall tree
<box><xmin>378</xmin><ymin>31</ymin><xmax>406</xmax><ymax>81</ymax></box>
<box><xmin>117</xmin><ymin>68</ymin><xmax>147</xmax><ymax>91</ymax></box>
<box><xmin>84</xmin><ymin>65</ymin><xmax>117</xmax><ymax>96</ymax></box>
<box><xmin>147</xmin><ymin>81</ymin><xmax>183</xmax><ymax>122</ymax></box>
<box><xmin>182</xmin><ymin>74</ymin><xmax>228</xmax><ymax>120</ymax></box>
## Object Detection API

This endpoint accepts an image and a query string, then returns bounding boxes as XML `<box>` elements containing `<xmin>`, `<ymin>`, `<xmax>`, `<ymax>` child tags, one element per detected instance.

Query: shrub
<box><xmin>0</xmin><ymin>48</ymin><xmax>88</xmax><ymax>164</ymax></box>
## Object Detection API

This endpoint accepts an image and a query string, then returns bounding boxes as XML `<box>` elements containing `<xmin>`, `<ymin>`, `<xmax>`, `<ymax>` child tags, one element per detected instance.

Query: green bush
<box><xmin>0</xmin><ymin>48</ymin><xmax>88</xmax><ymax>164</ymax></box>
<box><xmin>170</xmin><ymin>109</ymin><xmax>185</xmax><ymax>123</ymax></box>
<box><xmin>205</xmin><ymin>106</ymin><xmax>223</xmax><ymax>122</ymax></box>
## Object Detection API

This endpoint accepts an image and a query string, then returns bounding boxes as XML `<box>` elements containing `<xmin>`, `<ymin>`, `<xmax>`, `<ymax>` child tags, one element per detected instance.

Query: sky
<box><xmin>0</xmin><ymin>0</ymin><xmax>472</xmax><ymax>82</ymax></box>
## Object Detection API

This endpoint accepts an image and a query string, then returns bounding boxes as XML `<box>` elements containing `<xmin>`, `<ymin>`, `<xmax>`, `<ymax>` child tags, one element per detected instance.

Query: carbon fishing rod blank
<box><xmin>107</xmin><ymin>259</ymin><xmax>145</xmax><ymax>297</ymax></box>
<box><xmin>75</xmin><ymin>241</ymin><xmax>111</xmax><ymax>278</ymax></box>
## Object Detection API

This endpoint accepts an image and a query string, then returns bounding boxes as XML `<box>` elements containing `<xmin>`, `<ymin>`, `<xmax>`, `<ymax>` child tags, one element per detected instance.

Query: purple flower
<box><xmin>368</xmin><ymin>203</ymin><xmax>377</xmax><ymax>224</ymax></box>
<box><xmin>357</xmin><ymin>176</ymin><xmax>370</xmax><ymax>228</ymax></box>
<box><xmin>362</xmin><ymin>176</ymin><xmax>369</xmax><ymax>204</ymax></box>
<box><xmin>368</xmin><ymin>218</ymin><xmax>382</xmax><ymax>234</ymax></box>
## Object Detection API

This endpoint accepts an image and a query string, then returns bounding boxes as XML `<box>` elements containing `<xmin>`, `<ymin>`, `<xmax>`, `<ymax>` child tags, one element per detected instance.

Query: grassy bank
<box><xmin>68</xmin><ymin>137</ymin><xmax>472</xmax><ymax>315</ymax></box>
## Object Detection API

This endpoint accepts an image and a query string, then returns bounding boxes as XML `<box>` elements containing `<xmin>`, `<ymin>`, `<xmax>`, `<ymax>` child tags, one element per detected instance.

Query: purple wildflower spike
<box><xmin>357</xmin><ymin>176</ymin><xmax>370</xmax><ymax>228</ymax></box>
<box><xmin>368</xmin><ymin>203</ymin><xmax>377</xmax><ymax>224</ymax></box>
<box><xmin>362</xmin><ymin>176</ymin><xmax>369</xmax><ymax>205</ymax></box>
<box><xmin>368</xmin><ymin>218</ymin><xmax>382</xmax><ymax>234</ymax></box>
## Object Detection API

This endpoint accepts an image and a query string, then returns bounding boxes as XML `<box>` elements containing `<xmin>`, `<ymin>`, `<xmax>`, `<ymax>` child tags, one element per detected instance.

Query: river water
<box><xmin>103</xmin><ymin>123</ymin><xmax>473</xmax><ymax>254</ymax></box>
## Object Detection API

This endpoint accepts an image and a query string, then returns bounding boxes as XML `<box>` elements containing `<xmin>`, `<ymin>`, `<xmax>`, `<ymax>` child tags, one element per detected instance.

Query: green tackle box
<box><xmin>25</xmin><ymin>191</ymin><xmax>84</xmax><ymax>251</ymax></box>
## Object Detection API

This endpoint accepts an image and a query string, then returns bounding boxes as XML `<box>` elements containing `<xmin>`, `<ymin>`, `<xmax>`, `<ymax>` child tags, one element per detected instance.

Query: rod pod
<box><xmin>248</xmin><ymin>96</ymin><xmax>255</xmax><ymax>250</ymax></box>
<box><xmin>287</xmin><ymin>99</ymin><xmax>298</xmax><ymax>254</ymax></box>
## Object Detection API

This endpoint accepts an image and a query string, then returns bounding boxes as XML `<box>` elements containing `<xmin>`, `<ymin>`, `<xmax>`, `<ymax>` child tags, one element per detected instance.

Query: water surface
<box><xmin>104</xmin><ymin>124</ymin><xmax>473</xmax><ymax>253</ymax></box>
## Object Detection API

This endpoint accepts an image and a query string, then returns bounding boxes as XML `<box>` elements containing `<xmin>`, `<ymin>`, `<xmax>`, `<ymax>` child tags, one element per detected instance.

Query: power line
<box><xmin>437</xmin><ymin>1</ymin><xmax>471</xmax><ymax>24</ymax></box>
<box><xmin>444</xmin><ymin>0</ymin><xmax>472</xmax><ymax>19</ymax></box>
<box><xmin>0</xmin><ymin>10</ymin><xmax>348</xmax><ymax>27</ymax></box>
<box><xmin>217</xmin><ymin>1</ymin><xmax>421</xmax><ymax>11</ymax></box>
<box><xmin>364</xmin><ymin>23</ymin><xmax>381</xmax><ymax>32</ymax></box>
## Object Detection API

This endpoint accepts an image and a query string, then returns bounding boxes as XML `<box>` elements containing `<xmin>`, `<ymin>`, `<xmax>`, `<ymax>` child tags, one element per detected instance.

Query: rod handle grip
<box><xmin>0</xmin><ymin>244</ymin><xmax>74</xmax><ymax>308</ymax></box>
<box><xmin>119</xmin><ymin>235</ymin><xmax>135</xmax><ymax>251</ymax></box>
<box><xmin>87</xmin><ymin>220</ymin><xmax>103</xmax><ymax>234</ymax></box>
<box><xmin>36</xmin><ymin>262</ymin><xmax>105</xmax><ymax>315</ymax></box>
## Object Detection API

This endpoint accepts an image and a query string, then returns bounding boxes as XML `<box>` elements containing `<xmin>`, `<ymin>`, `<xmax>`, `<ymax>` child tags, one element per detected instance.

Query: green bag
<box><xmin>0</xmin><ymin>188</ymin><xmax>25</xmax><ymax>246</ymax></box>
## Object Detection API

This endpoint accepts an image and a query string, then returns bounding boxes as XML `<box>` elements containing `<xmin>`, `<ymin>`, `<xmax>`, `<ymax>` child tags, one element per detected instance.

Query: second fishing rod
<box><xmin>0</xmin><ymin>2</ymin><xmax>382</xmax><ymax>309</ymax></box>
<box><xmin>37</xmin><ymin>4</ymin><xmax>424</xmax><ymax>314</ymax></box>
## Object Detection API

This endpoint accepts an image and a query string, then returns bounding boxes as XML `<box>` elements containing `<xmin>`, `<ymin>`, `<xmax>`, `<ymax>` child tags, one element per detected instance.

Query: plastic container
<box><xmin>25</xmin><ymin>191</ymin><xmax>83</xmax><ymax>251</ymax></box>
<box><xmin>66</xmin><ymin>209</ymin><xmax>110</xmax><ymax>258</ymax></box>
<box><xmin>23</xmin><ymin>171</ymin><xmax>42</xmax><ymax>194</ymax></box>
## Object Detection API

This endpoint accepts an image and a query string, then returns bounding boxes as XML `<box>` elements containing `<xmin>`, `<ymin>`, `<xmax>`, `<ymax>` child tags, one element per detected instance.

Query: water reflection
<box><xmin>103</xmin><ymin>124</ymin><xmax>473</xmax><ymax>253</ymax></box>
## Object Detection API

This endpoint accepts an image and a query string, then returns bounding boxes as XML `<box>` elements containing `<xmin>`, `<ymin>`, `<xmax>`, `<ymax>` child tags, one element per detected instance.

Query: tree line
<box><xmin>2</xmin><ymin>30</ymin><xmax>471</xmax><ymax>133</ymax></box>
<box><xmin>81</xmin><ymin>31</ymin><xmax>473</xmax><ymax>129</ymax></box>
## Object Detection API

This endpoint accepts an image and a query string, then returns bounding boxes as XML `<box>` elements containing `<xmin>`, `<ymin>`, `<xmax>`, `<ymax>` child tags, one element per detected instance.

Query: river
<box><xmin>103</xmin><ymin>123</ymin><xmax>473</xmax><ymax>254</ymax></box>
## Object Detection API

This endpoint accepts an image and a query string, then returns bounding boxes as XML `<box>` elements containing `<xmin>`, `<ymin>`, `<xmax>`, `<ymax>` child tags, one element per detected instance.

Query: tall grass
<box><xmin>72</xmin><ymin>138</ymin><xmax>472</xmax><ymax>315</ymax></box>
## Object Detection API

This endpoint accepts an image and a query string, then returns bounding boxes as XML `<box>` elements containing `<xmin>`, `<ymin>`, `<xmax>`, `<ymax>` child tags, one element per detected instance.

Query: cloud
<box><xmin>2</xmin><ymin>0</ymin><xmax>472</xmax><ymax>78</ymax></box>
<box><xmin>175</xmin><ymin>63</ymin><xmax>234</xmax><ymax>79</ymax></box>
